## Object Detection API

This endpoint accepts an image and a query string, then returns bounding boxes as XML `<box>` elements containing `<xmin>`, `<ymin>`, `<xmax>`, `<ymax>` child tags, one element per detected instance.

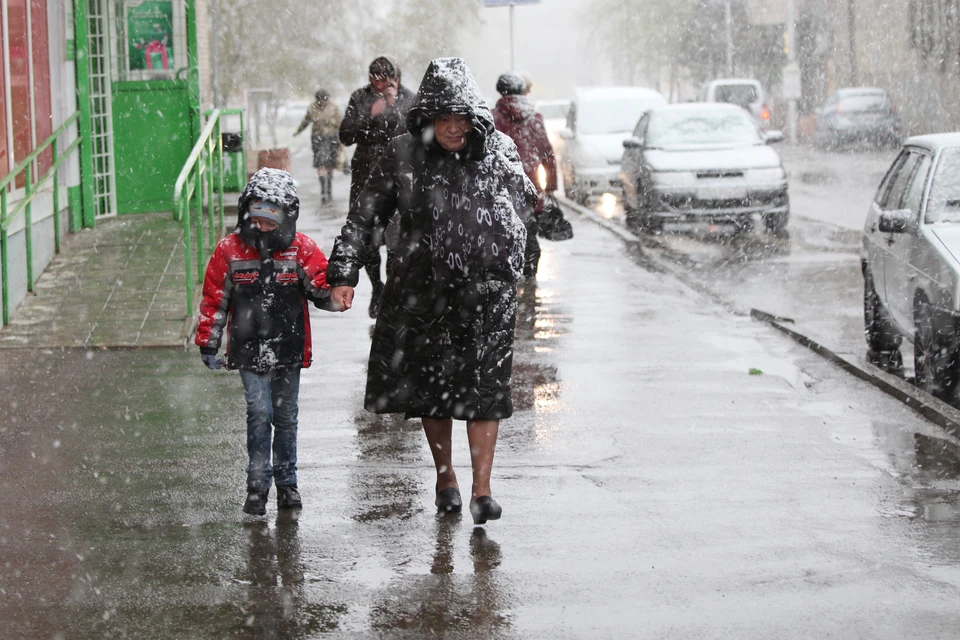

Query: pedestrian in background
<box><xmin>339</xmin><ymin>55</ymin><xmax>417</xmax><ymax>318</ymax></box>
<box><xmin>294</xmin><ymin>89</ymin><xmax>342</xmax><ymax>205</ymax></box>
<box><xmin>195</xmin><ymin>168</ymin><xmax>338</xmax><ymax>516</ymax></box>
<box><xmin>492</xmin><ymin>71</ymin><xmax>558</xmax><ymax>277</ymax></box>
<box><xmin>326</xmin><ymin>57</ymin><xmax>537</xmax><ymax>525</ymax></box>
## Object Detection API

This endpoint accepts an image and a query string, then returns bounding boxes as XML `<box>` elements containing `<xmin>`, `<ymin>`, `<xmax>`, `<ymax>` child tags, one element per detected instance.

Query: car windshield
<box><xmin>714</xmin><ymin>85</ymin><xmax>759</xmax><ymax>106</ymax></box>
<box><xmin>838</xmin><ymin>93</ymin><xmax>890</xmax><ymax>112</ymax></box>
<box><xmin>645</xmin><ymin>109</ymin><xmax>763</xmax><ymax>148</ymax></box>
<box><xmin>926</xmin><ymin>147</ymin><xmax>960</xmax><ymax>223</ymax></box>
<box><xmin>537</xmin><ymin>103</ymin><xmax>569</xmax><ymax>119</ymax></box>
<box><xmin>578</xmin><ymin>96</ymin><xmax>662</xmax><ymax>135</ymax></box>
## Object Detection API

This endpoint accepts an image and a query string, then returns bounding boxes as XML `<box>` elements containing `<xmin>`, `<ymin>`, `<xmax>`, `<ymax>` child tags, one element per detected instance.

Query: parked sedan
<box><xmin>559</xmin><ymin>86</ymin><xmax>666</xmax><ymax>205</ymax></box>
<box><xmin>620</xmin><ymin>103</ymin><xmax>788</xmax><ymax>234</ymax></box>
<box><xmin>814</xmin><ymin>87</ymin><xmax>901</xmax><ymax>149</ymax></box>
<box><xmin>862</xmin><ymin>133</ymin><xmax>960</xmax><ymax>398</ymax></box>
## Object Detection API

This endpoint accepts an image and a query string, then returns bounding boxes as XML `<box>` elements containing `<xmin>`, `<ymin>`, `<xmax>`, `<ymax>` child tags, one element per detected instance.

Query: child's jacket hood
<box><xmin>236</xmin><ymin>168</ymin><xmax>300</xmax><ymax>250</ymax></box>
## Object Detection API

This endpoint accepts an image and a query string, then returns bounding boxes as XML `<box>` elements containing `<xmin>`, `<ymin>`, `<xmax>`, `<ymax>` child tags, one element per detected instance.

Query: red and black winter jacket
<box><xmin>195</xmin><ymin>231</ymin><xmax>331</xmax><ymax>372</ymax></box>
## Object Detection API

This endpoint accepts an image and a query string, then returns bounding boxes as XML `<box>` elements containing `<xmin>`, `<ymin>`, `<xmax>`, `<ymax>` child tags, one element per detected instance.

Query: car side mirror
<box><xmin>622</xmin><ymin>137</ymin><xmax>643</xmax><ymax>149</ymax></box>
<box><xmin>558</xmin><ymin>127</ymin><xmax>574</xmax><ymax>140</ymax></box>
<box><xmin>878</xmin><ymin>209</ymin><xmax>916</xmax><ymax>234</ymax></box>
<box><xmin>764</xmin><ymin>130</ymin><xmax>785</xmax><ymax>144</ymax></box>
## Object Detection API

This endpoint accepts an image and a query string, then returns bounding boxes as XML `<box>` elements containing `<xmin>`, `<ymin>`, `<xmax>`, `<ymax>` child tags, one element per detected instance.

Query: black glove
<box><xmin>201</xmin><ymin>353</ymin><xmax>226</xmax><ymax>370</ymax></box>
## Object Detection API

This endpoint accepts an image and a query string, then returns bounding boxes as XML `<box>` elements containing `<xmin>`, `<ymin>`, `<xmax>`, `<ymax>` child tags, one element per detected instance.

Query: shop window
<box><xmin>113</xmin><ymin>0</ymin><xmax>188</xmax><ymax>82</ymax></box>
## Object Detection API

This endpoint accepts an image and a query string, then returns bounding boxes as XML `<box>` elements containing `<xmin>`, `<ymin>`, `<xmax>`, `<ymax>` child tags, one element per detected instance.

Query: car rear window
<box><xmin>838</xmin><ymin>93</ymin><xmax>891</xmax><ymax>112</ymax></box>
<box><xmin>713</xmin><ymin>85</ymin><xmax>759</xmax><ymax>106</ymax></box>
<box><xmin>926</xmin><ymin>147</ymin><xmax>960</xmax><ymax>223</ymax></box>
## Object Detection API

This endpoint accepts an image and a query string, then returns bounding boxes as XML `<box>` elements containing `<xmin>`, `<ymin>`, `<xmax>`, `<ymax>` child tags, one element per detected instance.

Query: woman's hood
<box><xmin>236</xmin><ymin>168</ymin><xmax>300</xmax><ymax>250</ymax></box>
<box><xmin>407</xmin><ymin>57</ymin><xmax>496</xmax><ymax>152</ymax></box>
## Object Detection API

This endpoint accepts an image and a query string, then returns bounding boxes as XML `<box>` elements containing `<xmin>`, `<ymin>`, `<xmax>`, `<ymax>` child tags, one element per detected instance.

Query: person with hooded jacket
<box><xmin>326</xmin><ymin>57</ymin><xmax>537</xmax><ymax>526</ymax></box>
<box><xmin>196</xmin><ymin>168</ymin><xmax>337</xmax><ymax>516</ymax></box>
<box><xmin>340</xmin><ymin>55</ymin><xmax>417</xmax><ymax>317</ymax></box>
<box><xmin>492</xmin><ymin>71</ymin><xmax>559</xmax><ymax>277</ymax></box>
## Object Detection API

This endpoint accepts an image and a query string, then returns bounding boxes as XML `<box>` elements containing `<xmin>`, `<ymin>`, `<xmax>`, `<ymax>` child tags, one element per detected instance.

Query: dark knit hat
<box><xmin>496</xmin><ymin>72</ymin><xmax>526</xmax><ymax>96</ymax></box>
<box><xmin>369</xmin><ymin>56</ymin><xmax>399</xmax><ymax>79</ymax></box>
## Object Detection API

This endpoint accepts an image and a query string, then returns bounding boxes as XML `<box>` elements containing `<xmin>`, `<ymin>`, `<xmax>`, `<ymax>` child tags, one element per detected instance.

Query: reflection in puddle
<box><xmin>368</xmin><ymin>521</ymin><xmax>510</xmax><ymax>636</ymax></box>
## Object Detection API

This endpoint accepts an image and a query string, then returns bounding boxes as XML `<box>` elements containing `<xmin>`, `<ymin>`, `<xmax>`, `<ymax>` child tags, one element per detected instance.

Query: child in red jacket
<box><xmin>196</xmin><ymin>168</ymin><xmax>339</xmax><ymax>516</ymax></box>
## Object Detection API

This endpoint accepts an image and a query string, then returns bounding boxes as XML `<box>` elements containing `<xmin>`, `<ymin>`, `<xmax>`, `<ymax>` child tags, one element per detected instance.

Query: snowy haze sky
<box><xmin>457</xmin><ymin>0</ymin><xmax>614</xmax><ymax>103</ymax></box>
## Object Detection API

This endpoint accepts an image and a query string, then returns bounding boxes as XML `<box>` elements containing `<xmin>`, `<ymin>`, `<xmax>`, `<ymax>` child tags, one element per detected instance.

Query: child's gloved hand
<box><xmin>201</xmin><ymin>354</ymin><xmax>226</xmax><ymax>370</ymax></box>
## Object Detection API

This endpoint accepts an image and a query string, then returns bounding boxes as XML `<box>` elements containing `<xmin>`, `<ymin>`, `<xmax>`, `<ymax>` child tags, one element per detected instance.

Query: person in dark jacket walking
<box><xmin>326</xmin><ymin>58</ymin><xmax>537</xmax><ymax>525</ymax></box>
<box><xmin>340</xmin><ymin>55</ymin><xmax>417</xmax><ymax>318</ymax></box>
<box><xmin>196</xmin><ymin>168</ymin><xmax>338</xmax><ymax>516</ymax></box>
<box><xmin>294</xmin><ymin>89</ymin><xmax>343</xmax><ymax>205</ymax></box>
<box><xmin>492</xmin><ymin>71</ymin><xmax>559</xmax><ymax>277</ymax></box>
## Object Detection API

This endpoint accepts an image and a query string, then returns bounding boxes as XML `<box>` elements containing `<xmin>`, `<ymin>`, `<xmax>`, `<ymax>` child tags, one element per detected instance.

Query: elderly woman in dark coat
<box><xmin>326</xmin><ymin>58</ymin><xmax>537</xmax><ymax>525</ymax></box>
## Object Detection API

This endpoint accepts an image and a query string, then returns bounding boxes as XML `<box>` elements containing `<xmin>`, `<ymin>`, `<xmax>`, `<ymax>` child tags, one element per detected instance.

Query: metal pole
<box><xmin>212</xmin><ymin>0</ymin><xmax>221</xmax><ymax>107</ymax></box>
<box><xmin>509</xmin><ymin>3</ymin><xmax>515</xmax><ymax>70</ymax></box>
<box><xmin>724</xmin><ymin>0</ymin><xmax>733</xmax><ymax>76</ymax></box>
<box><xmin>787</xmin><ymin>0</ymin><xmax>797</xmax><ymax>145</ymax></box>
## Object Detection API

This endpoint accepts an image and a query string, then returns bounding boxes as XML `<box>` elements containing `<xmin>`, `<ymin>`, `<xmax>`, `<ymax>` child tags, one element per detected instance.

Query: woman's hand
<box><xmin>330</xmin><ymin>285</ymin><xmax>355</xmax><ymax>312</ymax></box>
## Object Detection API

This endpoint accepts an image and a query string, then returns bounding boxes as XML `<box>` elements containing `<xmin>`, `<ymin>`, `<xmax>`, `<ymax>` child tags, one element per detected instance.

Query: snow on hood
<box><xmin>579</xmin><ymin>133</ymin><xmax>635</xmax><ymax>164</ymax></box>
<box><xmin>644</xmin><ymin>145</ymin><xmax>783</xmax><ymax>172</ymax></box>
<box><xmin>931</xmin><ymin>226</ymin><xmax>960</xmax><ymax>265</ymax></box>
<box><xmin>236</xmin><ymin>168</ymin><xmax>300</xmax><ymax>250</ymax></box>
<box><xmin>407</xmin><ymin>57</ymin><xmax>496</xmax><ymax>154</ymax></box>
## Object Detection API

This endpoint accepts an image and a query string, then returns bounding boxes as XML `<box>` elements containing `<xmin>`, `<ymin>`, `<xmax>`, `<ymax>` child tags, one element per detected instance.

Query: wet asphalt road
<box><xmin>6</xmin><ymin>145</ymin><xmax>960</xmax><ymax>637</ymax></box>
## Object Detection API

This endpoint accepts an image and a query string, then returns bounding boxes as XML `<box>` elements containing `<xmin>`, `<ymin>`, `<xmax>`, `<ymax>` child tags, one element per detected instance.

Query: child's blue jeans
<box><xmin>239</xmin><ymin>367</ymin><xmax>301</xmax><ymax>491</ymax></box>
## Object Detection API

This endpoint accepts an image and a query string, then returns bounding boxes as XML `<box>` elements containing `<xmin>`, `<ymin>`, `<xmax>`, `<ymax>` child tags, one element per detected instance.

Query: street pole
<box><xmin>724</xmin><ymin>0</ymin><xmax>733</xmax><ymax>76</ymax></box>
<box><xmin>212</xmin><ymin>0</ymin><xmax>221</xmax><ymax>107</ymax></box>
<box><xmin>509</xmin><ymin>3</ymin><xmax>515</xmax><ymax>70</ymax></box>
<box><xmin>786</xmin><ymin>0</ymin><xmax>797</xmax><ymax>144</ymax></box>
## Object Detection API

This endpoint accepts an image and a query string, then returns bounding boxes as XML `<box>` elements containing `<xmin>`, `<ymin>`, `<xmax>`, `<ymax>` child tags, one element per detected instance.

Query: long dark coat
<box><xmin>327</xmin><ymin>57</ymin><xmax>537</xmax><ymax>420</ymax></box>
<box><xmin>339</xmin><ymin>67</ymin><xmax>416</xmax><ymax>206</ymax></box>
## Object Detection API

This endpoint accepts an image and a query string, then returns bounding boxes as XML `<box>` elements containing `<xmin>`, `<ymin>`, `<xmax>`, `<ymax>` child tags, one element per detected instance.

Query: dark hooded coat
<box><xmin>196</xmin><ymin>169</ymin><xmax>333</xmax><ymax>372</ymax></box>
<box><xmin>340</xmin><ymin>56</ymin><xmax>417</xmax><ymax>206</ymax></box>
<box><xmin>327</xmin><ymin>57</ymin><xmax>538</xmax><ymax>420</ymax></box>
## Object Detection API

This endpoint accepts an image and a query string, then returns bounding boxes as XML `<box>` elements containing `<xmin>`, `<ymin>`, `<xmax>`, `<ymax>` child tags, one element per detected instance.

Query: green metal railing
<box><xmin>1</xmin><ymin>110</ymin><xmax>83</xmax><ymax>325</ymax></box>
<box><xmin>174</xmin><ymin>108</ymin><xmax>245</xmax><ymax>316</ymax></box>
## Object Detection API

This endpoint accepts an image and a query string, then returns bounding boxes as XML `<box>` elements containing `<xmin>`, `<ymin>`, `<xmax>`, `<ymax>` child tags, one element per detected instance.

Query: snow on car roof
<box><xmin>905</xmin><ymin>132</ymin><xmax>960</xmax><ymax>151</ymax></box>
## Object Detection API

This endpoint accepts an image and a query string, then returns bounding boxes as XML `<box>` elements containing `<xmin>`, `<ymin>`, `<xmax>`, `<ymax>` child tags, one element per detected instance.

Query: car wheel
<box><xmin>863</xmin><ymin>268</ymin><xmax>902</xmax><ymax>354</ymax></box>
<box><xmin>764</xmin><ymin>210</ymin><xmax>789</xmax><ymax>235</ymax></box>
<box><xmin>913</xmin><ymin>301</ymin><xmax>960</xmax><ymax>399</ymax></box>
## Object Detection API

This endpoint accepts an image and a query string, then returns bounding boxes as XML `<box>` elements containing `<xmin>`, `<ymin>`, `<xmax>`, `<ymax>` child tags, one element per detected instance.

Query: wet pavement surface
<box><xmin>0</xmin><ymin>212</ymin><xmax>192</xmax><ymax>349</ymax></box>
<box><xmin>5</xmin><ymin>145</ymin><xmax>960</xmax><ymax>636</ymax></box>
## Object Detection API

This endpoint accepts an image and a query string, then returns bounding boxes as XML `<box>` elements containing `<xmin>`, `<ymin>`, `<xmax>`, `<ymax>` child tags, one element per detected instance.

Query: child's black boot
<box><xmin>243</xmin><ymin>487</ymin><xmax>270</xmax><ymax>516</ymax></box>
<box><xmin>277</xmin><ymin>484</ymin><xmax>302</xmax><ymax>509</ymax></box>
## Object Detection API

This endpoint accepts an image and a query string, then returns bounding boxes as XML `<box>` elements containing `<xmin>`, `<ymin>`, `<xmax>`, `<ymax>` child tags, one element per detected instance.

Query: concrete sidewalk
<box><xmin>0</xmin><ymin>212</ymin><xmax>195</xmax><ymax>348</ymax></box>
<box><xmin>4</xmin><ymin>156</ymin><xmax>960</xmax><ymax>637</ymax></box>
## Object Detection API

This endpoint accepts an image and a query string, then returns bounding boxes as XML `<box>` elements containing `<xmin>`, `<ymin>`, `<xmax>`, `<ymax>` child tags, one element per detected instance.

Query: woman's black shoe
<box><xmin>469</xmin><ymin>496</ymin><xmax>502</xmax><ymax>525</ymax></box>
<box><xmin>435</xmin><ymin>486</ymin><xmax>463</xmax><ymax>513</ymax></box>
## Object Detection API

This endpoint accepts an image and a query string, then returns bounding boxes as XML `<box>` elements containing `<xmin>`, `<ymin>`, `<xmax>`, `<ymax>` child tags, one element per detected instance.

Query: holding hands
<box><xmin>330</xmin><ymin>285</ymin><xmax>355</xmax><ymax>312</ymax></box>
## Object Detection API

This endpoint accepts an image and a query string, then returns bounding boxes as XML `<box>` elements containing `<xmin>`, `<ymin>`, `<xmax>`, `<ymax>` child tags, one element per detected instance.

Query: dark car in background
<box><xmin>619</xmin><ymin>103</ymin><xmax>788</xmax><ymax>235</ymax></box>
<box><xmin>814</xmin><ymin>88</ymin><xmax>901</xmax><ymax>150</ymax></box>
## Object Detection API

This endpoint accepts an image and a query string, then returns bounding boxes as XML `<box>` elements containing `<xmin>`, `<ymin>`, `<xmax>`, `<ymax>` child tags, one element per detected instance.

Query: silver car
<box><xmin>620</xmin><ymin>103</ymin><xmax>788</xmax><ymax>234</ymax></box>
<box><xmin>862</xmin><ymin>133</ymin><xmax>960</xmax><ymax>398</ymax></box>
<box><xmin>558</xmin><ymin>86</ymin><xmax>666</xmax><ymax>205</ymax></box>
